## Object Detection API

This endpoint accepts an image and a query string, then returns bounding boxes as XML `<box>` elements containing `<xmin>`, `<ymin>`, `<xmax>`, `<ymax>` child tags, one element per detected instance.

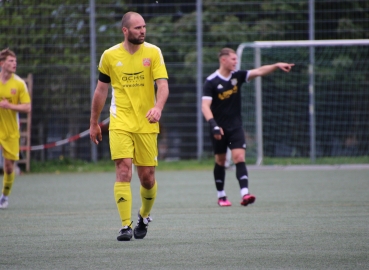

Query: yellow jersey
<box><xmin>0</xmin><ymin>74</ymin><xmax>31</xmax><ymax>139</ymax></box>
<box><xmin>98</xmin><ymin>42</ymin><xmax>168</xmax><ymax>133</ymax></box>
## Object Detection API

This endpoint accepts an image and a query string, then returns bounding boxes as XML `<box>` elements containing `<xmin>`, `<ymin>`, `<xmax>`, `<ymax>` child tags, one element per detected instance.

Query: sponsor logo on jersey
<box><xmin>217</xmin><ymin>84</ymin><xmax>223</xmax><ymax>89</ymax></box>
<box><xmin>116</xmin><ymin>61</ymin><xmax>123</xmax><ymax>66</ymax></box>
<box><xmin>143</xmin><ymin>58</ymin><xmax>151</xmax><ymax>67</ymax></box>
<box><xmin>218</xmin><ymin>86</ymin><xmax>238</xmax><ymax>100</ymax></box>
<box><xmin>121</xmin><ymin>71</ymin><xmax>145</xmax><ymax>87</ymax></box>
<box><xmin>122</xmin><ymin>71</ymin><xmax>144</xmax><ymax>79</ymax></box>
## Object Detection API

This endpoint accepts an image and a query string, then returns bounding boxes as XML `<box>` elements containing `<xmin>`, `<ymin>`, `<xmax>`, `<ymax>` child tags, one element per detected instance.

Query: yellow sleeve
<box><xmin>98</xmin><ymin>51</ymin><xmax>110</xmax><ymax>76</ymax></box>
<box><xmin>152</xmin><ymin>47</ymin><xmax>168</xmax><ymax>80</ymax></box>
<box><xmin>19</xmin><ymin>80</ymin><xmax>31</xmax><ymax>104</ymax></box>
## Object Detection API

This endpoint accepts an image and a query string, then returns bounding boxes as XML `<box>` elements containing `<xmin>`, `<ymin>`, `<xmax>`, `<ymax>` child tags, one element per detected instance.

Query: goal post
<box><xmin>236</xmin><ymin>39</ymin><xmax>369</xmax><ymax>165</ymax></box>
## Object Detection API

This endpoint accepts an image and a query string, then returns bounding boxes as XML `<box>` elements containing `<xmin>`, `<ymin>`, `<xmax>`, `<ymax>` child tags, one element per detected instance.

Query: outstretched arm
<box><xmin>247</xmin><ymin>62</ymin><xmax>294</xmax><ymax>81</ymax></box>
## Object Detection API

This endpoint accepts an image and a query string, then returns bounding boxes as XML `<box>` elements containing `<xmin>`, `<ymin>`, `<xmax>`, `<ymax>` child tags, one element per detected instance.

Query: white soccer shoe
<box><xmin>0</xmin><ymin>198</ymin><xmax>8</xmax><ymax>209</ymax></box>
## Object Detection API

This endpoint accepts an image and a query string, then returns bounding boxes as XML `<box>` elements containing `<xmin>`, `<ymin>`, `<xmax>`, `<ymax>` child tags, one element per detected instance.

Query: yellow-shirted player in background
<box><xmin>0</xmin><ymin>48</ymin><xmax>31</xmax><ymax>209</ymax></box>
<box><xmin>89</xmin><ymin>12</ymin><xmax>169</xmax><ymax>241</ymax></box>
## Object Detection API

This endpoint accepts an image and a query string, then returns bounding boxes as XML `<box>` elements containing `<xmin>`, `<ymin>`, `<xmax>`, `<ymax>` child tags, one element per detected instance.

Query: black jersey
<box><xmin>203</xmin><ymin>70</ymin><xmax>249</xmax><ymax>129</ymax></box>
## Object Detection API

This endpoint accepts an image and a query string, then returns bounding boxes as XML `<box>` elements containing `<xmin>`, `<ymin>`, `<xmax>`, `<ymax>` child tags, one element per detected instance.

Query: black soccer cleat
<box><xmin>117</xmin><ymin>224</ymin><xmax>133</xmax><ymax>241</ymax></box>
<box><xmin>133</xmin><ymin>211</ymin><xmax>152</xmax><ymax>239</ymax></box>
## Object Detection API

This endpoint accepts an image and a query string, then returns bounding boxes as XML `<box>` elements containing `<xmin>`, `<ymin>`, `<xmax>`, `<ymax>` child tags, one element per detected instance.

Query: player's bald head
<box><xmin>121</xmin><ymin>12</ymin><xmax>143</xmax><ymax>29</ymax></box>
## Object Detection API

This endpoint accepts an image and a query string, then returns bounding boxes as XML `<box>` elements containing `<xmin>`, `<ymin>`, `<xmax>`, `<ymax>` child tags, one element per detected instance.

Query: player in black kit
<box><xmin>202</xmin><ymin>48</ymin><xmax>294</xmax><ymax>207</ymax></box>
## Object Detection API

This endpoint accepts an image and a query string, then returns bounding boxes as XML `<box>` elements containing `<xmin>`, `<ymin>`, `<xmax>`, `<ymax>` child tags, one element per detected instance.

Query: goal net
<box><xmin>236</xmin><ymin>40</ymin><xmax>369</xmax><ymax>164</ymax></box>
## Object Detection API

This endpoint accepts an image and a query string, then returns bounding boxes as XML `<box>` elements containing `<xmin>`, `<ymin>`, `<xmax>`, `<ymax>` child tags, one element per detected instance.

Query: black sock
<box><xmin>235</xmin><ymin>162</ymin><xmax>248</xmax><ymax>189</ymax></box>
<box><xmin>213</xmin><ymin>163</ymin><xmax>225</xmax><ymax>191</ymax></box>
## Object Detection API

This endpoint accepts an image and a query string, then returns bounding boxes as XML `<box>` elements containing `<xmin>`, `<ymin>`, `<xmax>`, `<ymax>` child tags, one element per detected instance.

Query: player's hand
<box><xmin>208</xmin><ymin>118</ymin><xmax>223</xmax><ymax>140</ymax></box>
<box><xmin>146</xmin><ymin>107</ymin><xmax>162</xmax><ymax>123</ymax></box>
<box><xmin>277</xmin><ymin>63</ymin><xmax>295</xmax><ymax>72</ymax></box>
<box><xmin>90</xmin><ymin>123</ymin><xmax>102</xmax><ymax>145</ymax></box>
<box><xmin>213</xmin><ymin>127</ymin><xmax>224</xmax><ymax>140</ymax></box>
<box><xmin>0</xmin><ymin>98</ymin><xmax>11</xmax><ymax>109</ymax></box>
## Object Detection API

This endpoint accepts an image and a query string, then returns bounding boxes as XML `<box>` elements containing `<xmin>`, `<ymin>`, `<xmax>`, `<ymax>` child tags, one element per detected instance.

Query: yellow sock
<box><xmin>114</xmin><ymin>182</ymin><xmax>132</xmax><ymax>227</ymax></box>
<box><xmin>140</xmin><ymin>181</ymin><xmax>157</xmax><ymax>218</ymax></box>
<box><xmin>2</xmin><ymin>172</ymin><xmax>15</xmax><ymax>196</ymax></box>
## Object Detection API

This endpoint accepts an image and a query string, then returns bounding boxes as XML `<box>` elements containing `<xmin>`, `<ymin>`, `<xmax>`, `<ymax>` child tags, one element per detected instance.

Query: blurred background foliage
<box><xmin>1</xmin><ymin>0</ymin><xmax>368</xmax><ymax>162</ymax></box>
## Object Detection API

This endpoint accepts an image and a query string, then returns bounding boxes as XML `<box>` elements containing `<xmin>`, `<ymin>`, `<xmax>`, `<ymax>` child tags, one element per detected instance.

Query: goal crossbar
<box><xmin>238</xmin><ymin>39</ymin><xmax>369</xmax><ymax>50</ymax></box>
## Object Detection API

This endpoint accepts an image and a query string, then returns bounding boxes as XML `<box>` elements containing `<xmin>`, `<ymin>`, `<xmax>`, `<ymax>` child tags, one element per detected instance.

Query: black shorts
<box><xmin>209</xmin><ymin>126</ymin><xmax>246</xmax><ymax>155</ymax></box>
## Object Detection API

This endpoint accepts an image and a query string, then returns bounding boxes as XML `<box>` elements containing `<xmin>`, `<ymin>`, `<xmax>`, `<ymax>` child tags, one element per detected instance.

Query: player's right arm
<box><xmin>90</xmin><ymin>80</ymin><xmax>109</xmax><ymax>145</ymax></box>
<box><xmin>202</xmin><ymin>98</ymin><xmax>223</xmax><ymax>140</ymax></box>
<box><xmin>201</xmin><ymin>98</ymin><xmax>214</xmax><ymax>122</ymax></box>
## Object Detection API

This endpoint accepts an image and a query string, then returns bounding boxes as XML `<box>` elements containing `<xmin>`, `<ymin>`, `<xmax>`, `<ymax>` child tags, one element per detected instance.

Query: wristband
<box><xmin>208</xmin><ymin>118</ymin><xmax>221</xmax><ymax>135</ymax></box>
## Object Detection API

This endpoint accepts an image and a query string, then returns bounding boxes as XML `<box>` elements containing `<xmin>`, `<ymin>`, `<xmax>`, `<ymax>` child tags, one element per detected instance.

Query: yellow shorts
<box><xmin>109</xmin><ymin>130</ymin><xmax>158</xmax><ymax>166</ymax></box>
<box><xmin>0</xmin><ymin>137</ymin><xmax>19</xmax><ymax>161</ymax></box>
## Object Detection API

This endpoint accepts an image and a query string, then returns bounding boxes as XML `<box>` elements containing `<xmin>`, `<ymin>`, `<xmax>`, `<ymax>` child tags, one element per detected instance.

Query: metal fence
<box><xmin>1</xmin><ymin>0</ymin><xmax>368</xmax><ymax>162</ymax></box>
<box><xmin>237</xmin><ymin>40</ymin><xmax>369</xmax><ymax>163</ymax></box>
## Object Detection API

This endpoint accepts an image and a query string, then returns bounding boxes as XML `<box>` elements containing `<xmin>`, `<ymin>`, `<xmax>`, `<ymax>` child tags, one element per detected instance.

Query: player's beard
<box><xmin>128</xmin><ymin>38</ymin><xmax>144</xmax><ymax>45</ymax></box>
<box><xmin>128</xmin><ymin>33</ymin><xmax>145</xmax><ymax>45</ymax></box>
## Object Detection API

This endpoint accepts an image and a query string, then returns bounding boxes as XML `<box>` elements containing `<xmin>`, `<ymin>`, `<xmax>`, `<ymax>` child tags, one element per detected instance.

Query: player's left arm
<box><xmin>0</xmin><ymin>99</ymin><xmax>31</xmax><ymax>113</ymax></box>
<box><xmin>146</xmin><ymin>78</ymin><xmax>169</xmax><ymax>123</ymax></box>
<box><xmin>247</xmin><ymin>62</ymin><xmax>294</xmax><ymax>81</ymax></box>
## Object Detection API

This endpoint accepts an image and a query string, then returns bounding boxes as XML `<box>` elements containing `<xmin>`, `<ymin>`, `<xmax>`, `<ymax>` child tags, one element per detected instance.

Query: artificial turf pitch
<box><xmin>1</xmin><ymin>167</ymin><xmax>368</xmax><ymax>269</ymax></box>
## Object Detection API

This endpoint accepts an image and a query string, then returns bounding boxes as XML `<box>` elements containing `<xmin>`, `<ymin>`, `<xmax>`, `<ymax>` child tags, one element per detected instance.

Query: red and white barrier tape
<box><xmin>20</xmin><ymin>117</ymin><xmax>110</xmax><ymax>151</ymax></box>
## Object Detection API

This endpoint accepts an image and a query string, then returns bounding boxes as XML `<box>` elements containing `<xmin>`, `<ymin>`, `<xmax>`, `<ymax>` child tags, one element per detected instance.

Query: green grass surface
<box><xmin>1</xmin><ymin>168</ymin><xmax>369</xmax><ymax>269</ymax></box>
<box><xmin>28</xmin><ymin>156</ymin><xmax>369</xmax><ymax>173</ymax></box>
